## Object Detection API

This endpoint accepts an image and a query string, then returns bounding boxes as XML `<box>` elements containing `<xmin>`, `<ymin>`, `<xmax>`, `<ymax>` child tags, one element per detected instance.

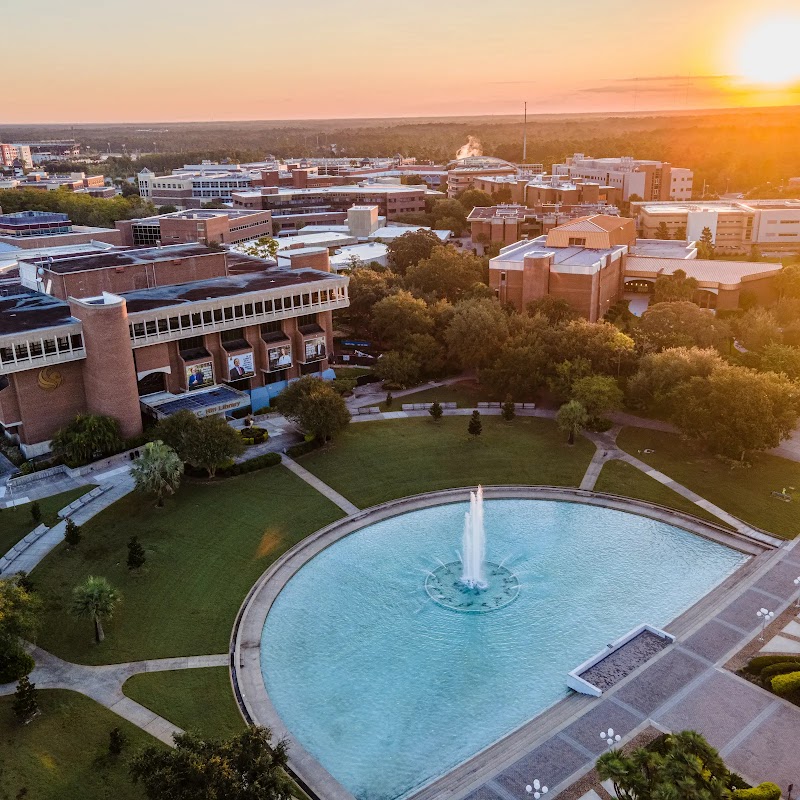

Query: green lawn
<box><xmin>616</xmin><ymin>428</ymin><xmax>800</xmax><ymax>539</ymax></box>
<box><xmin>0</xmin><ymin>689</ymin><xmax>158</xmax><ymax>800</ymax></box>
<box><xmin>32</xmin><ymin>466</ymin><xmax>343</xmax><ymax>664</ymax></box>
<box><xmin>380</xmin><ymin>380</ymin><xmax>499</xmax><ymax>410</ymax></box>
<box><xmin>334</xmin><ymin>366</ymin><xmax>374</xmax><ymax>379</ymax></box>
<box><xmin>594</xmin><ymin>459</ymin><xmax>734</xmax><ymax>528</ymax></box>
<box><xmin>123</xmin><ymin>668</ymin><xmax>245</xmax><ymax>741</ymax></box>
<box><xmin>0</xmin><ymin>486</ymin><xmax>94</xmax><ymax>556</ymax></box>
<box><xmin>299</xmin><ymin>416</ymin><xmax>595</xmax><ymax>508</ymax></box>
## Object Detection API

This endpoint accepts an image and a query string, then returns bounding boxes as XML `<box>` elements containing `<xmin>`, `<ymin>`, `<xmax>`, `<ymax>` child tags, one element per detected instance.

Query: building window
<box><xmin>221</xmin><ymin>327</ymin><xmax>245</xmax><ymax>343</ymax></box>
<box><xmin>296</xmin><ymin>313</ymin><xmax>317</xmax><ymax>327</ymax></box>
<box><xmin>568</xmin><ymin>237</ymin><xmax>587</xmax><ymax>246</ymax></box>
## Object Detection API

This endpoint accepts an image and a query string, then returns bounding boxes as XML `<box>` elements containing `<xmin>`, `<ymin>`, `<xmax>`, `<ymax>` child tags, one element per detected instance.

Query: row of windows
<box><xmin>128</xmin><ymin>288</ymin><xmax>344</xmax><ymax>342</ymax></box>
<box><xmin>1</xmin><ymin>333</ymin><xmax>84</xmax><ymax>365</ymax></box>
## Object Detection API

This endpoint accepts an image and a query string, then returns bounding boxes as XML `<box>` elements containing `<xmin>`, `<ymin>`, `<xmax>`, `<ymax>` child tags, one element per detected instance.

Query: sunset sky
<box><xmin>7</xmin><ymin>0</ymin><xmax>800</xmax><ymax>123</ymax></box>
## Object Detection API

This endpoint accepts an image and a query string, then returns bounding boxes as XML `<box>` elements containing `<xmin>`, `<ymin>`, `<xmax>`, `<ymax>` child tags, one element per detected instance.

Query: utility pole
<box><xmin>522</xmin><ymin>101</ymin><xmax>527</xmax><ymax>164</ymax></box>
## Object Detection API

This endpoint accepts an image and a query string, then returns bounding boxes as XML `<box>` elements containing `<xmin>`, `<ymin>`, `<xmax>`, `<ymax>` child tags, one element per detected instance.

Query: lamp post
<box><xmin>757</xmin><ymin>608</ymin><xmax>775</xmax><ymax>641</ymax></box>
<box><xmin>600</xmin><ymin>727</ymin><xmax>622</xmax><ymax>748</ymax></box>
<box><xmin>525</xmin><ymin>779</ymin><xmax>548</xmax><ymax>799</ymax></box>
<box><xmin>794</xmin><ymin>577</ymin><xmax>800</xmax><ymax>609</ymax></box>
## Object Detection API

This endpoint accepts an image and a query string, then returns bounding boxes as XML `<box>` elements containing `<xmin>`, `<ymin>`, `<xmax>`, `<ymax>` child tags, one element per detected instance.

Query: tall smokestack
<box><xmin>523</xmin><ymin>102</ymin><xmax>527</xmax><ymax>163</ymax></box>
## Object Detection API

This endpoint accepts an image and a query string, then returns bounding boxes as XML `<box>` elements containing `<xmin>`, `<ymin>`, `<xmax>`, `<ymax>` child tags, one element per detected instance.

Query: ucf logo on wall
<box><xmin>38</xmin><ymin>366</ymin><xmax>63</xmax><ymax>391</ymax></box>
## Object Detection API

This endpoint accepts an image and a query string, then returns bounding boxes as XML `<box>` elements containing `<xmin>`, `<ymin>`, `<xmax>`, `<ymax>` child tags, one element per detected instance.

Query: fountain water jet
<box><xmin>461</xmin><ymin>485</ymin><xmax>487</xmax><ymax>589</ymax></box>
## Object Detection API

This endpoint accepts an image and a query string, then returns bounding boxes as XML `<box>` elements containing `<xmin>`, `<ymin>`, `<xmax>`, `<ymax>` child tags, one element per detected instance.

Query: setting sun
<box><xmin>737</xmin><ymin>15</ymin><xmax>800</xmax><ymax>84</ymax></box>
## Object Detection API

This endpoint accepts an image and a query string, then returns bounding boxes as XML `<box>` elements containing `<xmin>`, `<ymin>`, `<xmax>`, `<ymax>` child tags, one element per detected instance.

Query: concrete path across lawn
<box><xmin>280</xmin><ymin>454</ymin><xmax>360</xmax><ymax>515</ymax></box>
<box><xmin>0</xmin><ymin>645</ymin><xmax>229</xmax><ymax>745</ymax></box>
<box><xmin>2</xmin><ymin>474</ymin><xmax>136</xmax><ymax>576</ymax></box>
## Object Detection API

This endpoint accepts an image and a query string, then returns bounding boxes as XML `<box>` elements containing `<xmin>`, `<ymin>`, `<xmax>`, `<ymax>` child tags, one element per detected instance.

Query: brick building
<box><xmin>0</xmin><ymin>244</ymin><xmax>348</xmax><ymax>456</ymax></box>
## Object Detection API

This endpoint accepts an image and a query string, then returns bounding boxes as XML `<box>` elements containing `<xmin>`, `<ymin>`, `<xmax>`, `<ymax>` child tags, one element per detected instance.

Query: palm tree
<box><xmin>51</xmin><ymin>414</ymin><xmax>123</xmax><ymax>466</ymax></box>
<box><xmin>131</xmin><ymin>440</ymin><xmax>184</xmax><ymax>507</ymax></box>
<box><xmin>71</xmin><ymin>576</ymin><xmax>120</xmax><ymax>643</ymax></box>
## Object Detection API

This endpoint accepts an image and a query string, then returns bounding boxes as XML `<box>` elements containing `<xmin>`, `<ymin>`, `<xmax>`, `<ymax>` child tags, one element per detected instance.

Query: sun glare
<box><xmin>737</xmin><ymin>16</ymin><xmax>800</xmax><ymax>85</ymax></box>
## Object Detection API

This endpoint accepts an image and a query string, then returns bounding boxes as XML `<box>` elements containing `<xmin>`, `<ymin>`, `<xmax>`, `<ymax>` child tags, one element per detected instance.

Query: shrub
<box><xmin>287</xmin><ymin>440</ymin><xmax>323</xmax><ymax>458</ymax></box>
<box><xmin>216</xmin><ymin>452</ymin><xmax>281</xmax><ymax>477</ymax></box>
<box><xmin>30</xmin><ymin>502</ymin><xmax>41</xmax><ymax>524</ymax></box>
<box><xmin>770</xmin><ymin>671</ymin><xmax>800</xmax><ymax>696</ymax></box>
<box><xmin>759</xmin><ymin>661</ymin><xmax>800</xmax><ymax>684</ymax></box>
<box><xmin>0</xmin><ymin>646</ymin><xmax>34</xmax><ymax>683</ymax></box>
<box><xmin>733</xmin><ymin>783</ymin><xmax>782</xmax><ymax>800</ymax></box>
<box><xmin>745</xmin><ymin>654</ymin><xmax>797</xmax><ymax>674</ymax></box>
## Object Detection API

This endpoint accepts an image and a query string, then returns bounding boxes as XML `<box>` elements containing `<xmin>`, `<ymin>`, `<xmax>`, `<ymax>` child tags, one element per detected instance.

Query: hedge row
<box><xmin>286</xmin><ymin>440</ymin><xmax>323</xmax><ymax>458</ymax></box>
<box><xmin>759</xmin><ymin>661</ymin><xmax>800</xmax><ymax>684</ymax></box>
<box><xmin>745</xmin><ymin>655</ymin><xmax>796</xmax><ymax>674</ymax></box>
<box><xmin>733</xmin><ymin>783</ymin><xmax>782</xmax><ymax>800</ymax></box>
<box><xmin>218</xmin><ymin>452</ymin><xmax>281</xmax><ymax>477</ymax></box>
<box><xmin>771</xmin><ymin>671</ymin><xmax>800</xmax><ymax>697</ymax></box>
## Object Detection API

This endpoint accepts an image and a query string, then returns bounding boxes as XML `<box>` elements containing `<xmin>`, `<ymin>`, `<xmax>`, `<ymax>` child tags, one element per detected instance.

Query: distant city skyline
<box><xmin>7</xmin><ymin>0</ymin><xmax>800</xmax><ymax>123</ymax></box>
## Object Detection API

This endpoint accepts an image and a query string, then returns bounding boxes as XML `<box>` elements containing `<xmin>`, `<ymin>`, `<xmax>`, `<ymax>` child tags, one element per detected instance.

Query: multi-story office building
<box><xmin>474</xmin><ymin>173</ymin><xmax>622</xmax><ymax>209</ymax></box>
<box><xmin>0</xmin><ymin>210</ymin><xmax>123</xmax><ymax>250</ymax></box>
<box><xmin>442</xmin><ymin>157</ymin><xmax>518</xmax><ymax>198</ymax></box>
<box><xmin>0</xmin><ymin>143</ymin><xmax>33</xmax><ymax>169</ymax></box>
<box><xmin>0</xmin><ymin>244</ymin><xmax>349</xmax><ymax>456</ymax></box>
<box><xmin>552</xmin><ymin>154</ymin><xmax>693</xmax><ymax>201</ymax></box>
<box><xmin>490</xmin><ymin>215</ymin><xmax>779</xmax><ymax>320</ymax></box>
<box><xmin>634</xmin><ymin>199</ymin><xmax>800</xmax><ymax>253</ymax></box>
<box><xmin>1</xmin><ymin>171</ymin><xmax>113</xmax><ymax>196</ymax></box>
<box><xmin>231</xmin><ymin>185</ymin><xmax>430</xmax><ymax>229</ymax></box>
<box><xmin>115</xmin><ymin>209</ymin><xmax>273</xmax><ymax>247</ymax></box>
<box><xmin>0</xmin><ymin>211</ymin><xmax>73</xmax><ymax>238</ymax></box>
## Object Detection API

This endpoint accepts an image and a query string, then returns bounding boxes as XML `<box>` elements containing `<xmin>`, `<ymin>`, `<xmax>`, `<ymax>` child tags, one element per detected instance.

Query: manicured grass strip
<box><xmin>33</xmin><ymin>466</ymin><xmax>343</xmax><ymax>665</ymax></box>
<box><xmin>300</xmin><ymin>416</ymin><xmax>595</xmax><ymax>508</ymax></box>
<box><xmin>0</xmin><ymin>689</ymin><xmax>158</xmax><ymax>800</ymax></box>
<box><xmin>380</xmin><ymin>380</ymin><xmax>498</xmax><ymax>410</ymax></box>
<box><xmin>616</xmin><ymin>428</ymin><xmax>800</xmax><ymax>539</ymax></box>
<box><xmin>594</xmin><ymin>459</ymin><xmax>734</xmax><ymax>529</ymax></box>
<box><xmin>0</xmin><ymin>486</ymin><xmax>93</xmax><ymax>556</ymax></box>
<box><xmin>123</xmin><ymin>667</ymin><xmax>245</xmax><ymax>741</ymax></box>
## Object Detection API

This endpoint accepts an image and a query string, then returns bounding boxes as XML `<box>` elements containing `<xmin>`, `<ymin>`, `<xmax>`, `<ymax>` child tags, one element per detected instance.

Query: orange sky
<box><xmin>6</xmin><ymin>0</ymin><xmax>800</xmax><ymax>122</ymax></box>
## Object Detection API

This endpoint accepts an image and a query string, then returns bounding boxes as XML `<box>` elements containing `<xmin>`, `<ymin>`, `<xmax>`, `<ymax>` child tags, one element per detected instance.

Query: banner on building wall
<box><xmin>267</xmin><ymin>344</ymin><xmax>293</xmax><ymax>372</ymax></box>
<box><xmin>303</xmin><ymin>336</ymin><xmax>326</xmax><ymax>363</ymax></box>
<box><xmin>227</xmin><ymin>352</ymin><xmax>255</xmax><ymax>381</ymax></box>
<box><xmin>186</xmin><ymin>360</ymin><xmax>214</xmax><ymax>391</ymax></box>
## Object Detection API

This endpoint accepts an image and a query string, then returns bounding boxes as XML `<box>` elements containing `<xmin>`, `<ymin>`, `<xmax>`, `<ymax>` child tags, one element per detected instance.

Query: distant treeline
<box><xmin>4</xmin><ymin>106</ymin><xmax>800</xmax><ymax>194</ymax></box>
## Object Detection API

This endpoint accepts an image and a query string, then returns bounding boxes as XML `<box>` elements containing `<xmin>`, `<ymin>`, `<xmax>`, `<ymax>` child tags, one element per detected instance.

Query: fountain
<box><xmin>424</xmin><ymin>486</ymin><xmax>520</xmax><ymax>612</ymax></box>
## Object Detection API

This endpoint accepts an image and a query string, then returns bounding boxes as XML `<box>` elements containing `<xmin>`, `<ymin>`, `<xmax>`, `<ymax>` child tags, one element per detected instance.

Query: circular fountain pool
<box><xmin>259</xmin><ymin>497</ymin><xmax>746</xmax><ymax>800</ymax></box>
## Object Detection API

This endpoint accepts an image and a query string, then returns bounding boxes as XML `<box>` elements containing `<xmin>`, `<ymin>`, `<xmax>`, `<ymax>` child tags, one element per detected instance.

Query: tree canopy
<box><xmin>274</xmin><ymin>376</ymin><xmax>351</xmax><ymax>442</ymax></box>
<box><xmin>386</xmin><ymin>230</ymin><xmax>441</xmax><ymax>274</ymax></box>
<box><xmin>51</xmin><ymin>414</ymin><xmax>123</xmax><ymax>466</ymax></box>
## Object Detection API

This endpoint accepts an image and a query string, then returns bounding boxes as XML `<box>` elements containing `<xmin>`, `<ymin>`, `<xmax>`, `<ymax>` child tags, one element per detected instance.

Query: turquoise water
<box><xmin>260</xmin><ymin>500</ymin><xmax>746</xmax><ymax>800</ymax></box>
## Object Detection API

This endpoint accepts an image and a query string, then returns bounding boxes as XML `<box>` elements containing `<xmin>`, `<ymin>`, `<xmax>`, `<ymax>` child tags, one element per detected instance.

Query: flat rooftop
<box><xmin>494</xmin><ymin>237</ymin><xmax>624</xmax><ymax>268</ymax></box>
<box><xmin>468</xmin><ymin>205</ymin><xmax>531</xmax><ymax>221</ymax></box>
<box><xmin>0</xmin><ymin>290</ymin><xmax>76</xmax><ymax>336</ymax></box>
<box><xmin>119</xmin><ymin>267</ymin><xmax>341</xmax><ymax>314</ymax></box>
<box><xmin>629</xmin><ymin>239</ymin><xmax>696</xmax><ymax>259</ymax></box>
<box><xmin>625</xmin><ymin>256</ymin><xmax>781</xmax><ymax>283</ymax></box>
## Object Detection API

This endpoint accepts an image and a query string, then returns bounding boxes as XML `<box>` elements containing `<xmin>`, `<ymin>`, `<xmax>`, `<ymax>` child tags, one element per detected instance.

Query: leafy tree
<box><xmin>673</xmin><ymin>365</ymin><xmax>800</xmax><ymax>460</ymax></box>
<box><xmin>547</xmin><ymin>357</ymin><xmax>593</xmax><ymax>403</ymax></box>
<box><xmin>597</xmin><ymin>730</ymin><xmax>735</xmax><ymax>800</ymax></box>
<box><xmin>405</xmin><ymin>246</ymin><xmax>485</xmax><ymax>302</ymax></box>
<box><xmin>0</xmin><ymin>576</ymin><xmax>41</xmax><ymax>682</ymax></box>
<box><xmin>526</xmin><ymin>296</ymin><xmax>579</xmax><ymax>326</ymax></box>
<box><xmin>558</xmin><ymin>320</ymin><xmax>636</xmax><ymax>376</ymax></box>
<box><xmin>445</xmin><ymin>298</ymin><xmax>510</xmax><ymax>369</ymax></box>
<box><xmin>557</xmin><ymin>400</ymin><xmax>588</xmax><ymax>445</ymax></box>
<box><xmin>501</xmin><ymin>397</ymin><xmax>515</xmax><ymax>421</ymax></box>
<box><xmin>51</xmin><ymin>414</ymin><xmax>123</xmax><ymax>466</ymax></box>
<box><xmin>386</xmin><ymin>230</ymin><xmax>440</xmax><ymax>274</ymax></box>
<box><xmin>71</xmin><ymin>576</ymin><xmax>121</xmax><ymax>643</ymax></box>
<box><xmin>375</xmin><ymin>351</ymin><xmax>421</xmax><ymax>387</ymax></box>
<box><xmin>183</xmin><ymin>417</ymin><xmax>245</xmax><ymax>479</ymax></box>
<box><xmin>571</xmin><ymin>375</ymin><xmax>623</xmax><ymax>423</ymax></box>
<box><xmin>109</xmin><ymin>726</ymin><xmax>128</xmax><ymax>756</ymax></box>
<box><xmin>458</xmin><ymin>188</ymin><xmax>494</xmax><ymax>211</ymax></box>
<box><xmin>30</xmin><ymin>502</ymin><xmax>41</xmax><ymax>524</ymax></box>
<box><xmin>12</xmin><ymin>676</ymin><xmax>38</xmax><ymax>724</ymax></box>
<box><xmin>274</xmin><ymin>376</ymin><xmax>351</xmax><ymax>443</ymax></box>
<box><xmin>775</xmin><ymin>264</ymin><xmax>800</xmax><ymax>299</ymax></box>
<box><xmin>344</xmin><ymin>266</ymin><xmax>399</xmax><ymax>331</ymax></box>
<box><xmin>759</xmin><ymin>343</ymin><xmax>800</xmax><ymax>380</ymax></box>
<box><xmin>604</xmin><ymin>299</ymin><xmax>636</xmax><ymax>330</ymax></box>
<box><xmin>129</xmin><ymin>727</ymin><xmax>293</xmax><ymax>800</ymax></box>
<box><xmin>400</xmin><ymin>174</ymin><xmax>426</xmax><ymax>186</ymax></box>
<box><xmin>636</xmin><ymin>302</ymin><xmax>731</xmax><ymax>352</ymax></box>
<box><xmin>697</xmin><ymin>226</ymin><xmax>715</xmax><ymax>259</ymax></box>
<box><xmin>430</xmin><ymin>199</ymin><xmax>468</xmax><ymax>235</ymax></box>
<box><xmin>371</xmin><ymin>290</ymin><xmax>433</xmax><ymax>348</ymax></box>
<box><xmin>131</xmin><ymin>440</ymin><xmax>184</xmax><ymax>506</ymax></box>
<box><xmin>127</xmin><ymin>536</ymin><xmax>146</xmax><ymax>571</ymax></box>
<box><xmin>468</xmin><ymin>410</ymin><xmax>482</xmax><ymax>439</ymax></box>
<box><xmin>64</xmin><ymin>518</ymin><xmax>82</xmax><ymax>548</ymax></box>
<box><xmin>734</xmin><ymin>308</ymin><xmax>782</xmax><ymax>351</ymax></box>
<box><xmin>674</xmin><ymin>225</ymin><xmax>687</xmax><ymax>240</ymax></box>
<box><xmin>652</xmin><ymin>268</ymin><xmax>699</xmax><ymax>304</ymax></box>
<box><xmin>239</xmin><ymin>235</ymin><xmax>279</xmax><ymax>261</ymax></box>
<box><xmin>429</xmin><ymin>401</ymin><xmax>443</xmax><ymax>421</ymax></box>
<box><xmin>157</xmin><ymin>204</ymin><xmax>178</xmax><ymax>214</ymax></box>
<box><xmin>655</xmin><ymin>221</ymin><xmax>670</xmax><ymax>240</ymax></box>
<box><xmin>626</xmin><ymin>347</ymin><xmax>723</xmax><ymax>413</ymax></box>
<box><xmin>406</xmin><ymin>333</ymin><xmax>449</xmax><ymax>379</ymax></box>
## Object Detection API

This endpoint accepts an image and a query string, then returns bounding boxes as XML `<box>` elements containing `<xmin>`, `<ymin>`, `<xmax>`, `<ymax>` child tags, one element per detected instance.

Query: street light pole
<box><xmin>757</xmin><ymin>608</ymin><xmax>775</xmax><ymax>641</ymax></box>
